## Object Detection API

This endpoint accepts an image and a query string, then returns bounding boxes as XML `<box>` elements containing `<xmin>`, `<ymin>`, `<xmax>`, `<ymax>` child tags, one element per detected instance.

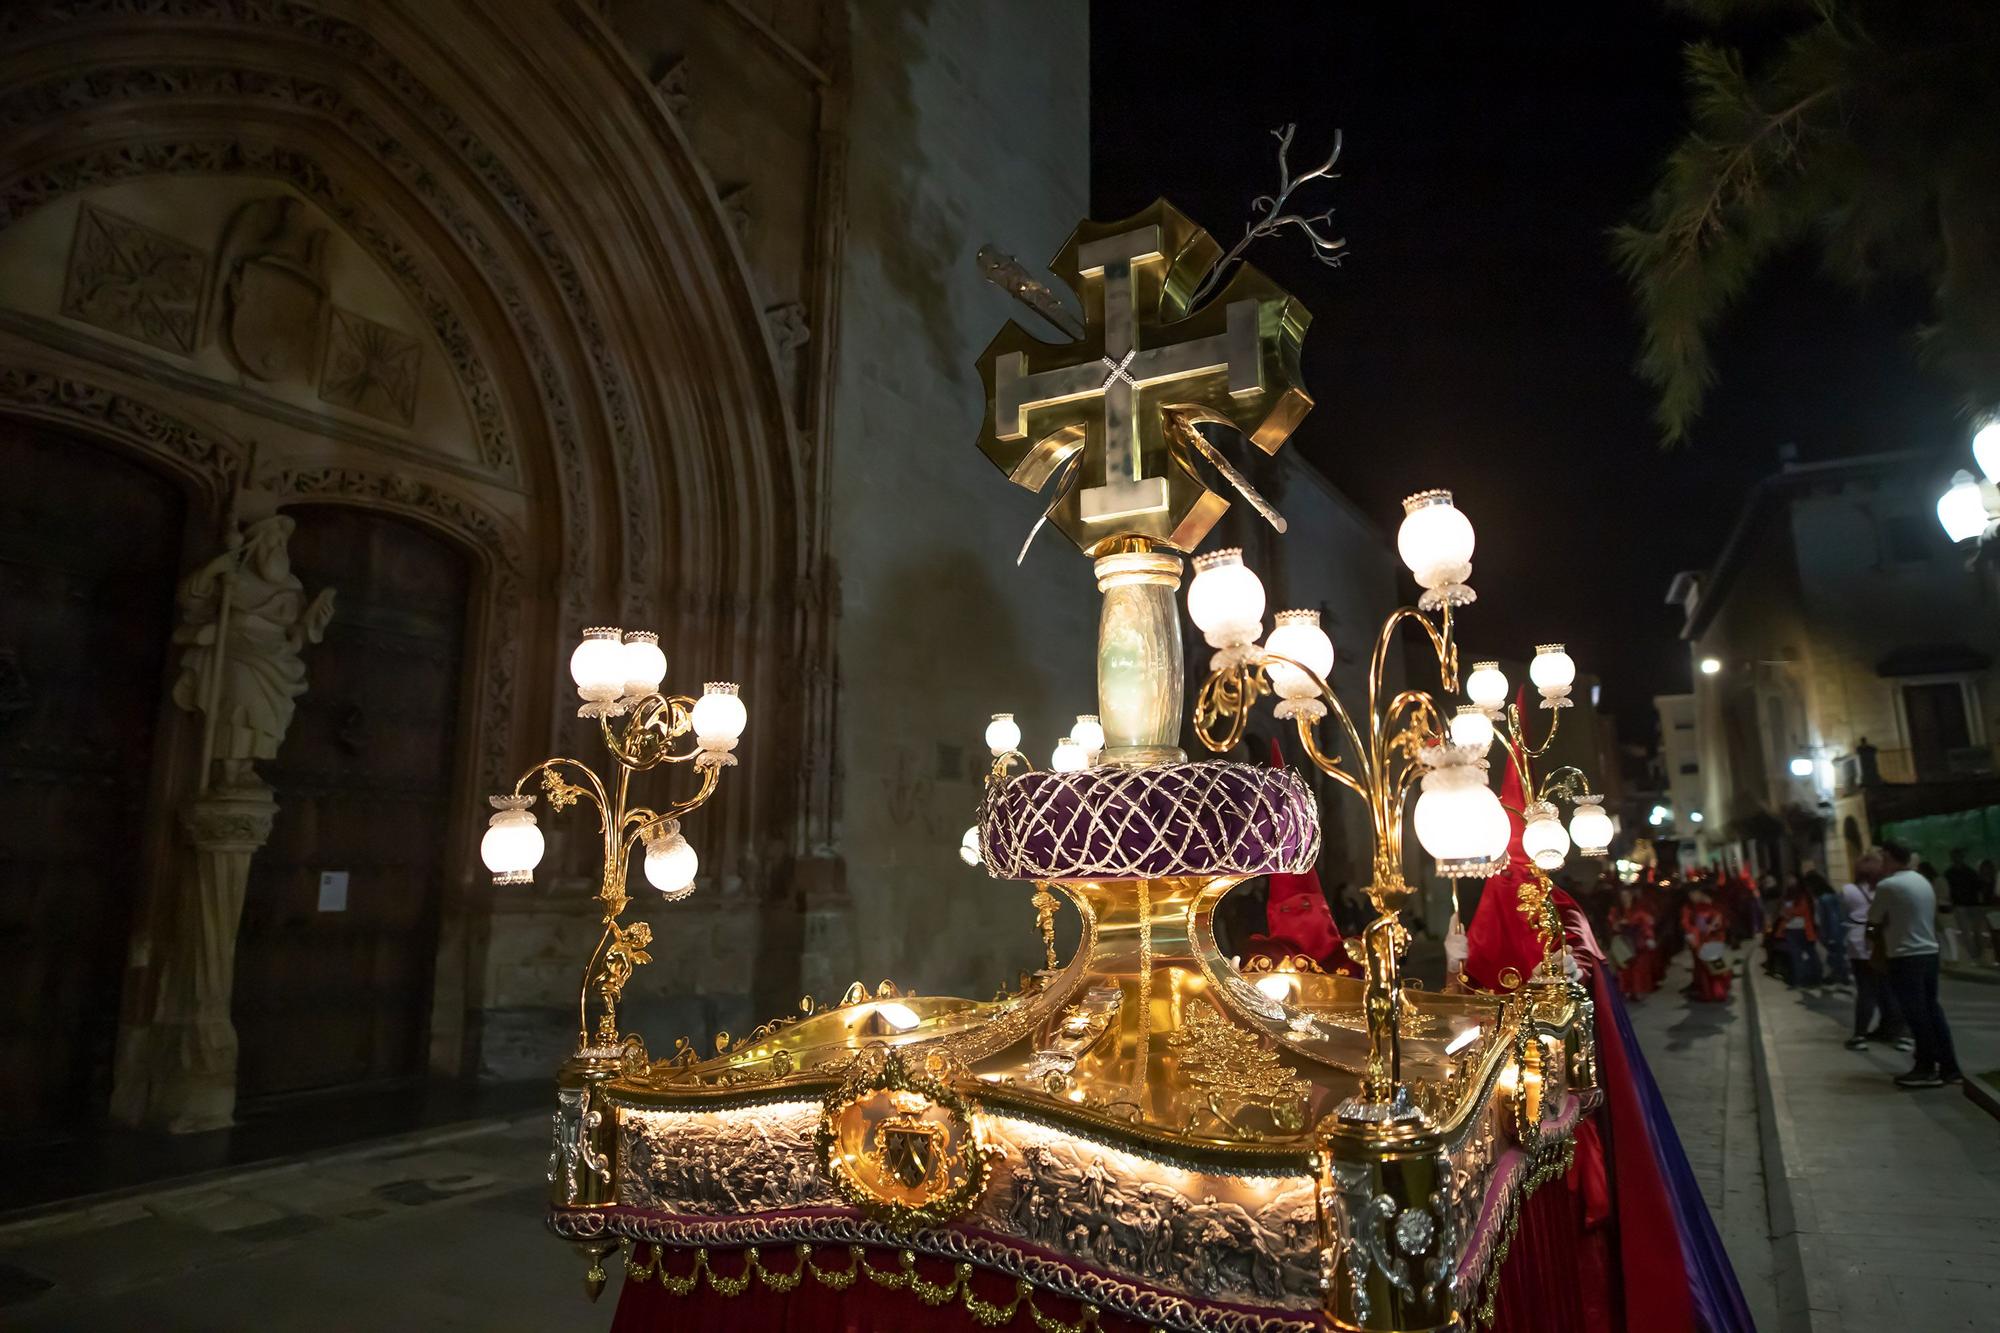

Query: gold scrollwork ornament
<box><xmin>815</xmin><ymin>1047</ymin><xmax>990</xmax><ymax>1227</ymax></box>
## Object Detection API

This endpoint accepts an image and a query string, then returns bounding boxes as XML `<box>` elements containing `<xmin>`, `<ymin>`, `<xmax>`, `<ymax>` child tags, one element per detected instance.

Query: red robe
<box><xmin>1242</xmin><ymin>739</ymin><xmax>1357</xmax><ymax>975</ymax></box>
<box><xmin>1607</xmin><ymin>903</ymin><xmax>1659</xmax><ymax>998</ymax></box>
<box><xmin>1681</xmin><ymin>903</ymin><xmax>1731</xmax><ymax>1002</ymax></box>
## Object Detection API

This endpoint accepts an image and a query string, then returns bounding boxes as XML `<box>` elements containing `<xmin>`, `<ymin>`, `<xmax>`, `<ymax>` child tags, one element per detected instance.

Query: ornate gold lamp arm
<box><xmin>479</xmin><ymin>639</ymin><xmax>747</xmax><ymax>1058</ymax></box>
<box><xmin>621</xmin><ymin>764</ymin><xmax>724</xmax><ymax>858</ymax></box>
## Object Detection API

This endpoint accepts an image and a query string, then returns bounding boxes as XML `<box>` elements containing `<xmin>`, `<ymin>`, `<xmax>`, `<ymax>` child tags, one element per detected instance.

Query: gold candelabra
<box><xmin>479</xmin><ymin>627</ymin><xmax>747</xmax><ymax>1054</ymax></box>
<box><xmin>1186</xmin><ymin>492</ymin><xmax>1607</xmax><ymax>1123</ymax></box>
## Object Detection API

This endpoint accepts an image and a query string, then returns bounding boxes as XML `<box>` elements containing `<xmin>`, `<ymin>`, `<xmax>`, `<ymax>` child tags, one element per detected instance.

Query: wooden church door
<box><xmin>0</xmin><ymin>423</ymin><xmax>187</xmax><ymax>1137</ymax></box>
<box><xmin>232</xmin><ymin>505</ymin><xmax>471</xmax><ymax>1098</ymax></box>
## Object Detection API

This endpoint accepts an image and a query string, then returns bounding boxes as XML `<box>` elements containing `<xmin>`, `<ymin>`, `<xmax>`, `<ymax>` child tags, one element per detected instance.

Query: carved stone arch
<box><xmin>0</xmin><ymin>366</ymin><xmax>248</xmax><ymax>509</ymax></box>
<box><xmin>0</xmin><ymin>0</ymin><xmax>833</xmax><ymax>1102</ymax></box>
<box><xmin>0</xmin><ymin>0</ymin><xmax>826</xmax><ymax>893</ymax></box>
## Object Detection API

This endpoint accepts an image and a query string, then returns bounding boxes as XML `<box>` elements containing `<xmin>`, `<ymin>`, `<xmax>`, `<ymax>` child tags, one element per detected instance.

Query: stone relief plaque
<box><xmin>60</xmin><ymin>203</ymin><xmax>206</xmax><ymax>355</ymax></box>
<box><xmin>213</xmin><ymin>195</ymin><xmax>329</xmax><ymax>382</ymax></box>
<box><xmin>318</xmin><ymin>305</ymin><xmax>422</xmax><ymax>426</ymax></box>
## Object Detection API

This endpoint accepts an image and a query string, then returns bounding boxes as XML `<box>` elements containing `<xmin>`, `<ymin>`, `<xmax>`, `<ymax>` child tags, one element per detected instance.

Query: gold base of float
<box><xmin>546</xmin><ymin>868</ymin><xmax>1595</xmax><ymax>1331</ymax></box>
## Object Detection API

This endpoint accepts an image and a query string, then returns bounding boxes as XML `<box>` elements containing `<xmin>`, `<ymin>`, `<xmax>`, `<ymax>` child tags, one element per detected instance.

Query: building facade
<box><xmin>1668</xmin><ymin>450</ymin><xmax>2000</xmax><ymax>884</ymax></box>
<box><xmin>0</xmin><ymin>0</ymin><xmax>1399</xmax><ymax>1141</ymax></box>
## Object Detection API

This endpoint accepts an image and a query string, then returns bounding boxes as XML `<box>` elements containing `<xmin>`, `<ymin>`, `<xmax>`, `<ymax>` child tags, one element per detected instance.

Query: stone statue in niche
<box><xmin>170</xmin><ymin>503</ymin><xmax>336</xmax><ymax>791</ymax></box>
<box><xmin>212</xmin><ymin>195</ymin><xmax>328</xmax><ymax>381</ymax></box>
<box><xmin>114</xmin><ymin>497</ymin><xmax>334</xmax><ymax>1134</ymax></box>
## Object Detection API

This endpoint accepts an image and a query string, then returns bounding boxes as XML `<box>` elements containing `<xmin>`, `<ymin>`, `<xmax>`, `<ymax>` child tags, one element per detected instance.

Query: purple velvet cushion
<box><xmin>980</xmin><ymin>761</ymin><xmax>1320</xmax><ymax>882</ymax></box>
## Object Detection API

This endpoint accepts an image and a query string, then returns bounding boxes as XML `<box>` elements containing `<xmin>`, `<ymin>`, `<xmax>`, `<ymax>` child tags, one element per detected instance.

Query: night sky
<box><xmin>1090</xmin><ymin>2</ymin><xmax>1962</xmax><ymax>741</ymax></box>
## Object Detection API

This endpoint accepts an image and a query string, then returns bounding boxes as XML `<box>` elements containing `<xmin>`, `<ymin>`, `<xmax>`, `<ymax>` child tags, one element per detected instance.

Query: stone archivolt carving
<box><xmin>0</xmin><ymin>366</ymin><xmax>243</xmax><ymax>498</ymax></box>
<box><xmin>652</xmin><ymin>55</ymin><xmax>692</xmax><ymax>118</ymax></box>
<box><xmin>60</xmin><ymin>202</ymin><xmax>206</xmax><ymax>355</ymax></box>
<box><xmin>211</xmin><ymin>194</ymin><xmax>327</xmax><ymax>382</ymax></box>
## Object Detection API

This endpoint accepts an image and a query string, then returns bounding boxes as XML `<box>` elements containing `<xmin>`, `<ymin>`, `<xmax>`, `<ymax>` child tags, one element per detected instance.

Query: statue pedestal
<box><xmin>110</xmin><ymin>787</ymin><xmax>276</xmax><ymax>1134</ymax></box>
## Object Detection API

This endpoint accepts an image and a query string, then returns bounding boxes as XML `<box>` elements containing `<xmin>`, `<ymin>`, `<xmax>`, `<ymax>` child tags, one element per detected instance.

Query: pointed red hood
<box><xmin>1244</xmin><ymin>737</ymin><xmax>1349</xmax><ymax>970</ymax></box>
<box><xmin>1462</xmin><ymin>691</ymin><xmax>1545</xmax><ymax>992</ymax></box>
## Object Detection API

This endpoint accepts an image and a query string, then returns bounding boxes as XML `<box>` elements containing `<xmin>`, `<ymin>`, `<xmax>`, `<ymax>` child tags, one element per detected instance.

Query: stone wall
<box><xmin>827</xmin><ymin>0</ymin><xmax>1096</xmax><ymax>1000</ymax></box>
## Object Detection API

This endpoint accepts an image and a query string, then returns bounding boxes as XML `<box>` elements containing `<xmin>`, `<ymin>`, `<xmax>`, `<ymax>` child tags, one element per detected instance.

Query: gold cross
<box><xmin>975</xmin><ymin>200</ymin><xmax>1313</xmax><ymax>556</ymax></box>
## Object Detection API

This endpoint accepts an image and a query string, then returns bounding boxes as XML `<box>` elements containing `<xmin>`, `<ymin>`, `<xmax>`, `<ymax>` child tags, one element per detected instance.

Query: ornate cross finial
<box><xmin>974</xmin><ymin>200</ymin><xmax>1313</xmax><ymax>557</ymax></box>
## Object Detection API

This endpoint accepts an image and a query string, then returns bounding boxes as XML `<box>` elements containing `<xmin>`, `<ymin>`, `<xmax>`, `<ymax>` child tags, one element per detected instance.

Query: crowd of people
<box><xmin>1559</xmin><ymin>844</ymin><xmax>1968</xmax><ymax>1091</ymax></box>
<box><xmin>1567</xmin><ymin>869</ymin><xmax>1755</xmax><ymax>1006</ymax></box>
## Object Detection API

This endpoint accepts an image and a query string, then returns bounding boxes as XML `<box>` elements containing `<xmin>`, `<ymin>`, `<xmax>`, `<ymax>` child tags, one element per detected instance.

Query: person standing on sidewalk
<box><xmin>1870</xmin><ymin>842</ymin><xmax>1963</xmax><ymax>1088</ymax></box>
<box><xmin>1808</xmin><ymin>868</ymin><xmax>1849</xmax><ymax>986</ymax></box>
<box><xmin>1944</xmin><ymin>848</ymin><xmax>1985</xmax><ymax>963</ymax></box>
<box><xmin>1840</xmin><ymin>851</ymin><xmax>1908</xmax><ymax>1052</ymax></box>
<box><xmin>1778</xmin><ymin>874</ymin><xmax>1822</xmax><ymax>988</ymax></box>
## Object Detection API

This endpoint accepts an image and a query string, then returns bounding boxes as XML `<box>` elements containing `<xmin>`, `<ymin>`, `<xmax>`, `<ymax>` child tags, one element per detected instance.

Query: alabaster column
<box><xmin>1093</xmin><ymin>550</ymin><xmax>1185</xmax><ymax>768</ymax></box>
<box><xmin>111</xmin><ymin>787</ymin><xmax>276</xmax><ymax>1133</ymax></box>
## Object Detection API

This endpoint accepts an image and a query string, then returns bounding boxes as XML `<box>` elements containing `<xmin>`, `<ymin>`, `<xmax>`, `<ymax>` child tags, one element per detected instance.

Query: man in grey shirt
<box><xmin>1869</xmin><ymin>842</ymin><xmax>1961</xmax><ymax>1088</ymax></box>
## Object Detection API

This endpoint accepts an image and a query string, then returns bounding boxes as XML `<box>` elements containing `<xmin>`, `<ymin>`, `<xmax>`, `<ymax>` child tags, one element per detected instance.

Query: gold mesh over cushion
<box><xmin>980</xmin><ymin>761</ymin><xmax>1320</xmax><ymax>881</ymax></box>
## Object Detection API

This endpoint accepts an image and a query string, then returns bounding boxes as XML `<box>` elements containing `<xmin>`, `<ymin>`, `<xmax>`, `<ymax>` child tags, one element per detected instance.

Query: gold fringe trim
<box><xmin>1476</xmin><ymin>1135</ymin><xmax>1578</xmax><ymax>1327</ymax></box>
<box><xmin>624</xmin><ymin>1240</ymin><xmax>1105</xmax><ymax>1331</ymax></box>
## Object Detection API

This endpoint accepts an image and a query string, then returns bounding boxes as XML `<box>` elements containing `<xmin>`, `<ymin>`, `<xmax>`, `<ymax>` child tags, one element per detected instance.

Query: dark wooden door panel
<box><xmin>0</xmin><ymin>423</ymin><xmax>185</xmax><ymax>1136</ymax></box>
<box><xmin>233</xmin><ymin>505</ymin><xmax>468</xmax><ymax>1098</ymax></box>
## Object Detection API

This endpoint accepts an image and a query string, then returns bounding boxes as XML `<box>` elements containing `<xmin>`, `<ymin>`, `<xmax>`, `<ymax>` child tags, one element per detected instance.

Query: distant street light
<box><xmin>1690</xmin><ymin>810</ymin><xmax>1704</xmax><ymax>824</ymax></box>
<box><xmin>1935</xmin><ymin>421</ymin><xmax>2000</xmax><ymax>546</ymax></box>
<box><xmin>1699</xmin><ymin>656</ymin><xmax>1722</xmax><ymax>675</ymax></box>
<box><xmin>1788</xmin><ymin>756</ymin><xmax>1814</xmax><ymax>778</ymax></box>
<box><xmin>1648</xmin><ymin>803</ymin><xmax>1671</xmax><ymax>826</ymax></box>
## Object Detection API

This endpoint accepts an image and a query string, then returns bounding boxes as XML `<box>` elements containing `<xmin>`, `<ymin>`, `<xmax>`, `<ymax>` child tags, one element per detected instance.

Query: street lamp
<box><xmin>1698</xmin><ymin>657</ymin><xmax>1722</xmax><ymax>676</ymax></box>
<box><xmin>1690</xmin><ymin>810</ymin><xmax>1705</xmax><ymax>824</ymax></box>
<box><xmin>1788</xmin><ymin>755</ymin><xmax>1814</xmax><ymax>778</ymax></box>
<box><xmin>1934</xmin><ymin>421</ymin><xmax>2000</xmax><ymax>546</ymax></box>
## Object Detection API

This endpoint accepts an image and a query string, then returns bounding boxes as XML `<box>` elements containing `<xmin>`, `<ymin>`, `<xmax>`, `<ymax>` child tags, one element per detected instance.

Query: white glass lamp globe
<box><xmin>1937</xmin><ymin>470</ymin><xmax>1988</xmax><ymax>543</ymax></box>
<box><xmin>1396</xmin><ymin>490</ymin><xmax>1475</xmax><ymax>589</ymax></box>
<box><xmin>1522</xmin><ymin>801</ymin><xmax>1570</xmax><ymax>871</ymax></box>
<box><xmin>1569</xmin><ymin>797</ymin><xmax>1614</xmax><ymax>857</ymax></box>
<box><xmin>569</xmin><ymin>627</ymin><xmax>626</xmax><ymax>712</ymax></box>
<box><xmin>1071</xmin><ymin>714</ymin><xmax>1106</xmax><ymax>755</ymax></box>
<box><xmin>619</xmin><ymin>630</ymin><xmax>667</xmax><ymax>699</ymax></box>
<box><xmin>1466</xmin><ymin>661</ymin><xmax>1509</xmax><ymax>712</ymax></box>
<box><xmin>643</xmin><ymin>825</ymin><xmax>699</xmax><ymax>900</ymax></box>
<box><xmin>481</xmin><ymin>797</ymin><xmax>544</xmax><ymax>885</ymax></box>
<box><xmin>1414</xmin><ymin>760</ymin><xmax>1510</xmax><ymax>877</ymax></box>
<box><xmin>959</xmin><ymin>825</ymin><xmax>983</xmax><ymax>867</ymax></box>
<box><xmin>1264</xmin><ymin>610</ymin><xmax>1335</xmax><ymax>700</ymax></box>
<box><xmin>1529</xmin><ymin>644</ymin><xmax>1576</xmax><ymax>692</ymax></box>
<box><xmin>1050</xmin><ymin>736</ymin><xmax>1089</xmax><ymax>773</ymax></box>
<box><xmin>692</xmin><ymin>682</ymin><xmax>747</xmax><ymax>749</ymax></box>
<box><xmin>985</xmin><ymin>713</ymin><xmax>1022</xmax><ymax>755</ymax></box>
<box><xmin>1187</xmin><ymin>548</ymin><xmax>1266</xmax><ymax>647</ymax></box>
<box><xmin>1448</xmin><ymin>704</ymin><xmax>1495</xmax><ymax>754</ymax></box>
<box><xmin>1976</xmin><ymin>421</ymin><xmax>2000</xmax><ymax>483</ymax></box>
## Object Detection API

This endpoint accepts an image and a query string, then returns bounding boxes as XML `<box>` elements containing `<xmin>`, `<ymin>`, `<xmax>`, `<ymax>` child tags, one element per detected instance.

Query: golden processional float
<box><xmin>479</xmin><ymin>140</ymin><xmax>1606</xmax><ymax>1333</ymax></box>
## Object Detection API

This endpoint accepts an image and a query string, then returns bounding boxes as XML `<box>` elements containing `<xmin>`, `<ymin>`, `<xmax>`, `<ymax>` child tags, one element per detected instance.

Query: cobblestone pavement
<box><xmin>1623</xmin><ymin>952</ymin><xmax>1782</xmax><ymax>1333</ymax></box>
<box><xmin>1748</xmin><ymin>956</ymin><xmax>2000</xmax><ymax>1333</ymax></box>
<box><xmin>0</xmin><ymin>1118</ymin><xmax>606</xmax><ymax>1332</ymax></box>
